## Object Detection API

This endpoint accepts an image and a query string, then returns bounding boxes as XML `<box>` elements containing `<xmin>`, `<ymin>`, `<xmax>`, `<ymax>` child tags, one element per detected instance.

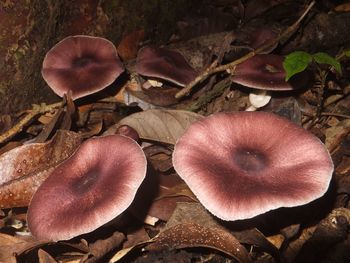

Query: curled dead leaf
<box><xmin>146</xmin><ymin>223</ymin><xmax>251</xmax><ymax>263</ymax></box>
<box><xmin>104</xmin><ymin>109</ymin><xmax>203</xmax><ymax>144</ymax></box>
<box><xmin>0</xmin><ymin>233</ymin><xmax>48</xmax><ymax>263</ymax></box>
<box><xmin>0</xmin><ymin>130</ymin><xmax>83</xmax><ymax>208</ymax></box>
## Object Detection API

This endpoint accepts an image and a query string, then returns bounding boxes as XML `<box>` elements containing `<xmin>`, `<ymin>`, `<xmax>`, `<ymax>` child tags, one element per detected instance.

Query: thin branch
<box><xmin>175</xmin><ymin>0</ymin><xmax>316</xmax><ymax>99</ymax></box>
<box><xmin>0</xmin><ymin>102</ymin><xmax>63</xmax><ymax>144</ymax></box>
<box><xmin>302</xmin><ymin>111</ymin><xmax>350</xmax><ymax>119</ymax></box>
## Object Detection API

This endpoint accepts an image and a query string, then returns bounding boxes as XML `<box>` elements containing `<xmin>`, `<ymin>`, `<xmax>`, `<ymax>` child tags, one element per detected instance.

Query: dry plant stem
<box><xmin>0</xmin><ymin>102</ymin><xmax>63</xmax><ymax>144</ymax></box>
<box><xmin>302</xmin><ymin>111</ymin><xmax>350</xmax><ymax>119</ymax></box>
<box><xmin>175</xmin><ymin>0</ymin><xmax>316</xmax><ymax>99</ymax></box>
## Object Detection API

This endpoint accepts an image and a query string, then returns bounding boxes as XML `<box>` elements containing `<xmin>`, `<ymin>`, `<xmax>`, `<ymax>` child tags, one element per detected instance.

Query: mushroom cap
<box><xmin>42</xmin><ymin>35</ymin><xmax>124</xmax><ymax>100</ymax></box>
<box><xmin>172</xmin><ymin>111</ymin><xmax>334</xmax><ymax>221</ymax></box>
<box><xmin>27</xmin><ymin>135</ymin><xmax>147</xmax><ymax>241</ymax></box>
<box><xmin>231</xmin><ymin>54</ymin><xmax>293</xmax><ymax>91</ymax></box>
<box><xmin>136</xmin><ymin>46</ymin><xmax>197</xmax><ymax>87</ymax></box>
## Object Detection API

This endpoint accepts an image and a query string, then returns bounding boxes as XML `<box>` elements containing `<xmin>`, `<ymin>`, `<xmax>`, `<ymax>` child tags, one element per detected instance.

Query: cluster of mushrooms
<box><xmin>22</xmin><ymin>35</ymin><xmax>334</xmax><ymax>241</ymax></box>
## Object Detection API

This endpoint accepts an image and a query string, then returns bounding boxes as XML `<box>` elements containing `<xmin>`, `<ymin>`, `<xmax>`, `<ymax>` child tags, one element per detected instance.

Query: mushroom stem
<box><xmin>246</xmin><ymin>90</ymin><xmax>271</xmax><ymax>111</ymax></box>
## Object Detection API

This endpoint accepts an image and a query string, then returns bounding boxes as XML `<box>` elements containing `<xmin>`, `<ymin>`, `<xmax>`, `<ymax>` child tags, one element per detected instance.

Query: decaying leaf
<box><xmin>232</xmin><ymin>228</ymin><xmax>281</xmax><ymax>261</ymax></box>
<box><xmin>105</xmin><ymin>109</ymin><xmax>203</xmax><ymax>144</ymax></box>
<box><xmin>117</xmin><ymin>29</ymin><xmax>145</xmax><ymax>60</ymax></box>
<box><xmin>165</xmin><ymin>202</ymin><xmax>281</xmax><ymax>260</ymax></box>
<box><xmin>38</xmin><ymin>248</ymin><xmax>57</xmax><ymax>263</ymax></box>
<box><xmin>325</xmin><ymin>119</ymin><xmax>350</xmax><ymax>153</ymax></box>
<box><xmin>292</xmin><ymin>208</ymin><xmax>350</xmax><ymax>262</ymax></box>
<box><xmin>147</xmin><ymin>223</ymin><xmax>251</xmax><ymax>263</ymax></box>
<box><xmin>148</xmin><ymin>196</ymin><xmax>195</xmax><ymax>222</ymax></box>
<box><xmin>0</xmin><ymin>233</ymin><xmax>48</xmax><ymax>263</ymax></box>
<box><xmin>109</xmin><ymin>239</ymin><xmax>154</xmax><ymax>263</ymax></box>
<box><xmin>0</xmin><ymin>130</ymin><xmax>83</xmax><ymax>208</ymax></box>
<box><xmin>84</xmin><ymin>231</ymin><xmax>125</xmax><ymax>263</ymax></box>
<box><xmin>123</xmin><ymin>227</ymin><xmax>150</xmax><ymax>249</ymax></box>
<box><xmin>165</xmin><ymin>202</ymin><xmax>221</xmax><ymax>230</ymax></box>
<box><xmin>129</xmin><ymin>87</ymin><xmax>179</xmax><ymax>107</ymax></box>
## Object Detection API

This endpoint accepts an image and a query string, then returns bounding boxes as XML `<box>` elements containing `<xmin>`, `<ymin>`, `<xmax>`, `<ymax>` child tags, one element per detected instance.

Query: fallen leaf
<box><xmin>325</xmin><ymin>119</ymin><xmax>350</xmax><ymax>153</ymax></box>
<box><xmin>123</xmin><ymin>227</ymin><xmax>150</xmax><ymax>249</ymax></box>
<box><xmin>85</xmin><ymin>231</ymin><xmax>125</xmax><ymax>263</ymax></box>
<box><xmin>266</xmin><ymin>234</ymin><xmax>285</xmax><ymax>249</ymax></box>
<box><xmin>117</xmin><ymin>30</ymin><xmax>145</xmax><ymax>60</ymax></box>
<box><xmin>105</xmin><ymin>109</ymin><xmax>203</xmax><ymax>144</ymax></box>
<box><xmin>122</xmin><ymin>89</ymin><xmax>158</xmax><ymax>110</ymax></box>
<box><xmin>148</xmin><ymin>196</ymin><xmax>195</xmax><ymax>222</ymax></box>
<box><xmin>146</xmin><ymin>223</ymin><xmax>251</xmax><ymax>263</ymax></box>
<box><xmin>232</xmin><ymin>228</ymin><xmax>281</xmax><ymax>261</ymax></box>
<box><xmin>292</xmin><ymin>208</ymin><xmax>350</xmax><ymax>262</ymax></box>
<box><xmin>0</xmin><ymin>130</ymin><xmax>83</xmax><ymax>208</ymax></box>
<box><xmin>0</xmin><ymin>233</ymin><xmax>48</xmax><ymax>263</ymax></box>
<box><xmin>165</xmin><ymin>202</ymin><xmax>220</xmax><ymax>230</ymax></box>
<box><xmin>165</xmin><ymin>202</ymin><xmax>281</xmax><ymax>260</ymax></box>
<box><xmin>335</xmin><ymin>3</ymin><xmax>350</xmax><ymax>12</ymax></box>
<box><xmin>109</xmin><ymin>239</ymin><xmax>154</xmax><ymax>263</ymax></box>
<box><xmin>282</xmin><ymin>225</ymin><xmax>317</xmax><ymax>262</ymax></box>
<box><xmin>130</xmin><ymin>87</ymin><xmax>179</xmax><ymax>107</ymax></box>
<box><xmin>38</xmin><ymin>248</ymin><xmax>57</xmax><ymax>263</ymax></box>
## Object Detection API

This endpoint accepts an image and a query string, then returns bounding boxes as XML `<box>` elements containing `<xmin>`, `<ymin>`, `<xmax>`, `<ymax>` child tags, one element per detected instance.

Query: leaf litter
<box><xmin>1</xmin><ymin>1</ymin><xmax>350</xmax><ymax>262</ymax></box>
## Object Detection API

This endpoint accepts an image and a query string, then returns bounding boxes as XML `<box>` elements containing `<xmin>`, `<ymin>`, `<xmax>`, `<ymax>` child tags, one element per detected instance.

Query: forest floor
<box><xmin>0</xmin><ymin>0</ymin><xmax>350</xmax><ymax>262</ymax></box>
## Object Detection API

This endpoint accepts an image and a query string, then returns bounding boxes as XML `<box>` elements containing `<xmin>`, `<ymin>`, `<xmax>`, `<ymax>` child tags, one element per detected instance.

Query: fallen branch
<box><xmin>175</xmin><ymin>0</ymin><xmax>316</xmax><ymax>99</ymax></box>
<box><xmin>0</xmin><ymin>102</ymin><xmax>63</xmax><ymax>145</ymax></box>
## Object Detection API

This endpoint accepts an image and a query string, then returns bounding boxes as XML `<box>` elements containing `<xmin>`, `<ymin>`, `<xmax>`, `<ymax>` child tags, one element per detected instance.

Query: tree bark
<box><xmin>0</xmin><ymin>0</ymin><xmax>201</xmax><ymax>115</ymax></box>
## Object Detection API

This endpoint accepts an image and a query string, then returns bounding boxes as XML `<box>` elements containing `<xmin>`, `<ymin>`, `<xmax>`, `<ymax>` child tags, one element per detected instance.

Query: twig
<box><xmin>0</xmin><ymin>102</ymin><xmax>62</xmax><ymax>144</ymax></box>
<box><xmin>175</xmin><ymin>0</ymin><xmax>316</xmax><ymax>99</ymax></box>
<box><xmin>302</xmin><ymin>111</ymin><xmax>350</xmax><ymax>119</ymax></box>
<box><xmin>187</xmin><ymin>78</ymin><xmax>232</xmax><ymax>112</ymax></box>
<box><xmin>321</xmin><ymin>112</ymin><xmax>350</xmax><ymax>119</ymax></box>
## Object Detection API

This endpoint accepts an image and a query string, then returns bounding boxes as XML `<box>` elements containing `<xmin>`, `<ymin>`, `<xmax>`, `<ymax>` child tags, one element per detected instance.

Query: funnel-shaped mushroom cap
<box><xmin>42</xmin><ymin>35</ymin><xmax>124</xmax><ymax>100</ymax></box>
<box><xmin>27</xmin><ymin>135</ymin><xmax>146</xmax><ymax>241</ymax></box>
<box><xmin>136</xmin><ymin>46</ymin><xmax>197</xmax><ymax>87</ymax></box>
<box><xmin>173</xmin><ymin>112</ymin><xmax>333</xmax><ymax>221</ymax></box>
<box><xmin>232</xmin><ymin>54</ymin><xmax>293</xmax><ymax>91</ymax></box>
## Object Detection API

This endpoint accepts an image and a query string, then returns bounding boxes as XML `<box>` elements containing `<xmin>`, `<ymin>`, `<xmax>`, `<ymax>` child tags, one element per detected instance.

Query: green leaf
<box><xmin>283</xmin><ymin>51</ymin><xmax>312</xmax><ymax>81</ymax></box>
<box><xmin>313</xmin><ymin>52</ymin><xmax>342</xmax><ymax>74</ymax></box>
<box><xmin>345</xmin><ymin>50</ymin><xmax>350</xmax><ymax>58</ymax></box>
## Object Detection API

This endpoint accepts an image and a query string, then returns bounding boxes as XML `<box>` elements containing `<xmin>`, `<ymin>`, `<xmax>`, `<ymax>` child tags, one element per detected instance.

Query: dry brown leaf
<box><xmin>148</xmin><ymin>196</ymin><xmax>195</xmax><ymax>222</ymax></box>
<box><xmin>266</xmin><ymin>234</ymin><xmax>285</xmax><ymax>249</ymax></box>
<box><xmin>38</xmin><ymin>248</ymin><xmax>57</xmax><ymax>263</ymax></box>
<box><xmin>123</xmin><ymin>227</ymin><xmax>150</xmax><ymax>249</ymax></box>
<box><xmin>166</xmin><ymin>202</ymin><xmax>281</xmax><ymax>260</ymax></box>
<box><xmin>232</xmin><ymin>228</ymin><xmax>281</xmax><ymax>260</ymax></box>
<box><xmin>165</xmin><ymin>202</ymin><xmax>220</xmax><ymax>230</ymax></box>
<box><xmin>130</xmin><ymin>87</ymin><xmax>179</xmax><ymax>107</ymax></box>
<box><xmin>291</xmin><ymin>208</ymin><xmax>350</xmax><ymax>262</ymax></box>
<box><xmin>146</xmin><ymin>223</ymin><xmax>251</xmax><ymax>263</ymax></box>
<box><xmin>283</xmin><ymin>225</ymin><xmax>317</xmax><ymax>262</ymax></box>
<box><xmin>325</xmin><ymin>119</ymin><xmax>350</xmax><ymax>153</ymax></box>
<box><xmin>109</xmin><ymin>239</ymin><xmax>154</xmax><ymax>263</ymax></box>
<box><xmin>335</xmin><ymin>3</ymin><xmax>350</xmax><ymax>12</ymax></box>
<box><xmin>85</xmin><ymin>231</ymin><xmax>125</xmax><ymax>263</ymax></box>
<box><xmin>117</xmin><ymin>29</ymin><xmax>145</xmax><ymax>60</ymax></box>
<box><xmin>0</xmin><ymin>130</ymin><xmax>83</xmax><ymax>208</ymax></box>
<box><xmin>336</xmin><ymin>156</ymin><xmax>350</xmax><ymax>175</ymax></box>
<box><xmin>157</xmin><ymin>183</ymin><xmax>196</xmax><ymax>201</ymax></box>
<box><xmin>105</xmin><ymin>109</ymin><xmax>203</xmax><ymax>144</ymax></box>
<box><xmin>0</xmin><ymin>233</ymin><xmax>48</xmax><ymax>263</ymax></box>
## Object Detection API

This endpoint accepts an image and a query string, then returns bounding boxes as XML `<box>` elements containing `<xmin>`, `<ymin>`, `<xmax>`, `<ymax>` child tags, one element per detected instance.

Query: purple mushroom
<box><xmin>136</xmin><ymin>46</ymin><xmax>197</xmax><ymax>87</ymax></box>
<box><xmin>172</xmin><ymin>111</ymin><xmax>334</xmax><ymax>221</ymax></box>
<box><xmin>27</xmin><ymin>135</ymin><xmax>147</xmax><ymax>241</ymax></box>
<box><xmin>42</xmin><ymin>35</ymin><xmax>124</xmax><ymax>100</ymax></box>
